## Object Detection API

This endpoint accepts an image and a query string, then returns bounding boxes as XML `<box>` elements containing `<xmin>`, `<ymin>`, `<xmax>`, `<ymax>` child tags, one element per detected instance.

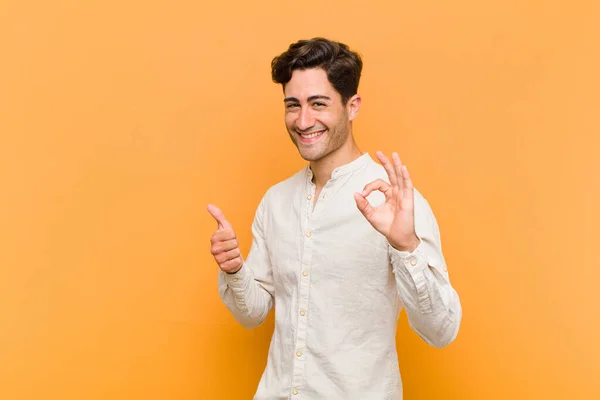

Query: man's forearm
<box><xmin>218</xmin><ymin>264</ymin><xmax>274</xmax><ymax>329</ymax></box>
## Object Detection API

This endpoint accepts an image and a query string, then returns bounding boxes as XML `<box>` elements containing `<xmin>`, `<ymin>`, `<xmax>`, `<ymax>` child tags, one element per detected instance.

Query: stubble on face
<box><xmin>287</xmin><ymin>111</ymin><xmax>350</xmax><ymax>162</ymax></box>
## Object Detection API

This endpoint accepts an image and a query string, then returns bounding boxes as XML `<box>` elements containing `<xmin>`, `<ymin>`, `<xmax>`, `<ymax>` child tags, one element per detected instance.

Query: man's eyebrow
<box><xmin>283</xmin><ymin>95</ymin><xmax>332</xmax><ymax>103</ymax></box>
<box><xmin>308</xmin><ymin>95</ymin><xmax>331</xmax><ymax>102</ymax></box>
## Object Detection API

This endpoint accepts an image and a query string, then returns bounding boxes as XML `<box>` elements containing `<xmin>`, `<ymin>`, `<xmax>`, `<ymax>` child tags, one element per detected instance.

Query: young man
<box><xmin>208</xmin><ymin>38</ymin><xmax>462</xmax><ymax>399</ymax></box>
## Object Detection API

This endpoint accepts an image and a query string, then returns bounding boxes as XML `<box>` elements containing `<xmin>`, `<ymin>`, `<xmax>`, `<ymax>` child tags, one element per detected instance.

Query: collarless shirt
<box><xmin>218</xmin><ymin>152</ymin><xmax>462</xmax><ymax>400</ymax></box>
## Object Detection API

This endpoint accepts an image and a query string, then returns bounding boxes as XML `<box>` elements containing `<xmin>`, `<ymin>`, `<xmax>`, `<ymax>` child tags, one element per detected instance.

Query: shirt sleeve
<box><xmin>388</xmin><ymin>191</ymin><xmax>462</xmax><ymax>347</ymax></box>
<box><xmin>218</xmin><ymin>191</ymin><xmax>274</xmax><ymax>329</ymax></box>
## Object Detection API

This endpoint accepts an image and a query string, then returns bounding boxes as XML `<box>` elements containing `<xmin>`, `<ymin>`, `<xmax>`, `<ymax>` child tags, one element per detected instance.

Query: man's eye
<box><xmin>313</xmin><ymin>102</ymin><xmax>326</xmax><ymax>107</ymax></box>
<box><xmin>286</xmin><ymin>104</ymin><xmax>300</xmax><ymax>109</ymax></box>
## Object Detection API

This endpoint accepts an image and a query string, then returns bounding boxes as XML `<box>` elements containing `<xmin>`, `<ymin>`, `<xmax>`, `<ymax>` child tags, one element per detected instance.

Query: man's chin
<box><xmin>297</xmin><ymin>149</ymin><xmax>324</xmax><ymax>162</ymax></box>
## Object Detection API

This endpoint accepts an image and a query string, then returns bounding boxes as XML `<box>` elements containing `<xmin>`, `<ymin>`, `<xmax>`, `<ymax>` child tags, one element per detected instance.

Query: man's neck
<box><xmin>310</xmin><ymin>139</ymin><xmax>362</xmax><ymax>188</ymax></box>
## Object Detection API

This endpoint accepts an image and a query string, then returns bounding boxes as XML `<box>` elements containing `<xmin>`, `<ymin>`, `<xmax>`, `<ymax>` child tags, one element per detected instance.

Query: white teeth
<box><xmin>300</xmin><ymin>131</ymin><xmax>324</xmax><ymax>138</ymax></box>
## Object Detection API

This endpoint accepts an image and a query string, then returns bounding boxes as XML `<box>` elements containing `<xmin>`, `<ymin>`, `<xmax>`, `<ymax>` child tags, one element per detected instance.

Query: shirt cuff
<box><xmin>388</xmin><ymin>239</ymin><xmax>428</xmax><ymax>275</ymax></box>
<box><xmin>222</xmin><ymin>264</ymin><xmax>251</xmax><ymax>288</ymax></box>
<box><xmin>220</xmin><ymin>264</ymin><xmax>254</xmax><ymax>313</ymax></box>
<box><xmin>388</xmin><ymin>239</ymin><xmax>432</xmax><ymax>314</ymax></box>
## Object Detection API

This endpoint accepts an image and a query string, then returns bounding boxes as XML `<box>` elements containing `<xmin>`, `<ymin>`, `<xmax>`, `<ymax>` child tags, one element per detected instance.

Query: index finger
<box><xmin>376</xmin><ymin>151</ymin><xmax>398</xmax><ymax>187</ymax></box>
<box><xmin>207</xmin><ymin>204</ymin><xmax>232</xmax><ymax>230</ymax></box>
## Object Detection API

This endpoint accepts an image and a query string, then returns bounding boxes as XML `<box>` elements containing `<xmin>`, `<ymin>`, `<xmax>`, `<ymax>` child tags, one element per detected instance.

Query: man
<box><xmin>208</xmin><ymin>37</ymin><xmax>462</xmax><ymax>399</ymax></box>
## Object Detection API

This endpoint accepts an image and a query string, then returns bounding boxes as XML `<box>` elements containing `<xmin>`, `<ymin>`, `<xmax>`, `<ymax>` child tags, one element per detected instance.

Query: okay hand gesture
<box><xmin>354</xmin><ymin>151</ymin><xmax>420</xmax><ymax>253</ymax></box>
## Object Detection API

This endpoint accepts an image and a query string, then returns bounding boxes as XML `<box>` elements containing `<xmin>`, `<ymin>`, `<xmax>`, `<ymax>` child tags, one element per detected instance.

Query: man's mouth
<box><xmin>297</xmin><ymin>129</ymin><xmax>325</xmax><ymax>143</ymax></box>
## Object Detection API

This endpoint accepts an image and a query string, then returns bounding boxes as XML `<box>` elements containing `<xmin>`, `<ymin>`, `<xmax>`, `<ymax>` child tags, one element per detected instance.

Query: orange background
<box><xmin>1</xmin><ymin>1</ymin><xmax>599</xmax><ymax>399</ymax></box>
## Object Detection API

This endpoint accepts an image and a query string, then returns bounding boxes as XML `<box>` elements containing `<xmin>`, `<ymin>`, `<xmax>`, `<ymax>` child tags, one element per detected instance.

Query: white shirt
<box><xmin>218</xmin><ymin>153</ymin><xmax>462</xmax><ymax>400</ymax></box>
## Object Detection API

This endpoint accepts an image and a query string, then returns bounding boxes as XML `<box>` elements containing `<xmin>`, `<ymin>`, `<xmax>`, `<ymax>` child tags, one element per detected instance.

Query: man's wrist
<box><xmin>389</xmin><ymin>236</ymin><xmax>421</xmax><ymax>253</ymax></box>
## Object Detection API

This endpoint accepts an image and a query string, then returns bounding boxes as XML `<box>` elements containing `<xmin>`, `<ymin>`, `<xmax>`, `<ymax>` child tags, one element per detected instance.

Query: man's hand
<box><xmin>354</xmin><ymin>151</ymin><xmax>420</xmax><ymax>253</ymax></box>
<box><xmin>207</xmin><ymin>204</ymin><xmax>243</xmax><ymax>274</ymax></box>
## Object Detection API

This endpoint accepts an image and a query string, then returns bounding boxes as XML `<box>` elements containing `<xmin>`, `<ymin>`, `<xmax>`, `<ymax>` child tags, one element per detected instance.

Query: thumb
<box><xmin>207</xmin><ymin>204</ymin><xmax>232</xmax><ymax>230</ymax></box>
<box><xmin>354</xmin><ymin>192</ymin><xmax>375</xmax><ymax>221</ymax></box>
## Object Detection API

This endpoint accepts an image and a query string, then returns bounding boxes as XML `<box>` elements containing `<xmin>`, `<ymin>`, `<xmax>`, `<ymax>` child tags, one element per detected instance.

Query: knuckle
<box><xmin>210</xmin><ymin>242</ymin><xmax>221</xmax><ymax>252</ymax></box>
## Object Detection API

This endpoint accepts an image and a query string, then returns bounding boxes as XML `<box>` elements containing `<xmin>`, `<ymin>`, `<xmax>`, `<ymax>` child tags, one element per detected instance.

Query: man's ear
<box><xmin>347</xmin><ymin>94</ymin><xmax>362</xmax><ymax>121</ymax></box>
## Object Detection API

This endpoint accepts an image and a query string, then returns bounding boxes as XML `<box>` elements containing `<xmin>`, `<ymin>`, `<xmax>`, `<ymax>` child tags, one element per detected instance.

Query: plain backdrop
<box><xmin>1</xmin><ymin>0</ymin><xmax>599</xmax><ymax>399</ymax></box>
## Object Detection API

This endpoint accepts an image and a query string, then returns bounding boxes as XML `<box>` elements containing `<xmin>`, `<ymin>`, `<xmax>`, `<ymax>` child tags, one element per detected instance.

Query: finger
<box><xmin>210</xmin><ymin>238</ymin><xmax>239</xmax><ymax>255</ymax></box>
<box><xmin>207</xmin><ymin>204</ymin><xmax>232</xmax><ymax>230</ymax></box>
<box><xmin>376</xmin><ymin>151</ymin><xmax>398</xmax><ymax>187</ymax></box>
<box><xmin>391</xmin><ymin>152</ymin><xmax>405</xmax><ymax>197</ymax></box>
<box><xmin>210</xmin><ymin>230</ymin><xmax>236</xmax><ymax>245</ymax></box>
<box><xmin>215</xmin><ymin>248</ymin><xmax>242</xmax><ymax>264</ymax></box>
<box><xmin>401</xmin><ymin>164</ymin><xmax>414</xmax><ymax>199</ymax></box>
<box><xmin>354</xmin><ymin>192</ymin><xmax>375</xmax><ymax>220</ymax></box>
<box><xmin>221</xmin><ymin>258</ymin><xmax>243</xmax><ymax>274</ymax></box>
<box><xmin>361</xmin><ymin>179</ymin><xmax>392</xmax><ymax>199</ymax></box>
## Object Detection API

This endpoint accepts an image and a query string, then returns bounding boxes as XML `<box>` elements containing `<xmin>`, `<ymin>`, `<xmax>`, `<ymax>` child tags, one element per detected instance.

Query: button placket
<box><xmin>291</xmin><ymin>173</ymin><xmax>316</xmax><ymax>394</ymax></box>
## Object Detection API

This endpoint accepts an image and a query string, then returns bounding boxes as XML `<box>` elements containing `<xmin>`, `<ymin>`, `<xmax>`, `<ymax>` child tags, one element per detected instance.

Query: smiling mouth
<box><xmin>297</xmin><ymin>129</ymin><xmax>325</xmax><ymax>142</ymax></box>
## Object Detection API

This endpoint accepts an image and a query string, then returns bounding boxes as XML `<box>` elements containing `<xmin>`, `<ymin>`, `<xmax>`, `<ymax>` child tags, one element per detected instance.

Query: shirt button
<box><xmin>296</xmin><ymin>350</ymin><xmax>302</xmax><ymax>357</ymax></box>
<box><xmin>307</xmin><ymin>194</ymin><xmax>312</xmax><ymax>200</ymax></box>
<box><xmin>302</xmin><ymin>270</ymin><xmax>308</xmax><ymax>277</ymax></box>
<box><xmin>233</xmin><ymin>278</ymin><xmax>239</xmax><ymax>282</ymax></box>
<box><xmin>292</xmin><ymin>388</ymin><xmax>299</xmax><ymax>395</ymax></box>
<box><xmin>409</xmin><ymin>257</ymin><xmax>417</xmax><ymax>266</ymax></box>
<box><xmin>306</xmin><ymin>231</ymin><xmax>312</xmax><ymax>237</ymax></box>
<box><xmin>300</xmin><ymin>309</ymin><xmax>306</xmax><ymax>316</ymax></box>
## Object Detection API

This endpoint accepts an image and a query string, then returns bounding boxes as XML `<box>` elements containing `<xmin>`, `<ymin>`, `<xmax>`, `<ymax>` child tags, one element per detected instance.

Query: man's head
<box><xmin>271</xmin><ymin>38</ymin><xmax>363</xmax><ymax>162</ymax></box>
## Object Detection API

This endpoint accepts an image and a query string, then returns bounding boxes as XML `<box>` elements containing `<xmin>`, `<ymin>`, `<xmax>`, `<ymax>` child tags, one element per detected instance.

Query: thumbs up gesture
<box><xmin>207</xmin><ymin>204</ymin><xmax>243</xmax><ymax>274</ymax></box>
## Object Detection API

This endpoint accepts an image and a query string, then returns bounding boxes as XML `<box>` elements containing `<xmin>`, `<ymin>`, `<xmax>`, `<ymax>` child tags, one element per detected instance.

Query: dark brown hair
<box><xmin>271</xmin><ymin>37</ymin><xmax>363</xmax><ymax>104</ymax></box>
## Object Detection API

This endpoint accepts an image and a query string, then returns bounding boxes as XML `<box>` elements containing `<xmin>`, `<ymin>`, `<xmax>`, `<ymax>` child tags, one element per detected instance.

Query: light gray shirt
<box><xmin>218</xmin><ymin>152</ymin><xmax>462</xmax><ymax>399</ymax></box>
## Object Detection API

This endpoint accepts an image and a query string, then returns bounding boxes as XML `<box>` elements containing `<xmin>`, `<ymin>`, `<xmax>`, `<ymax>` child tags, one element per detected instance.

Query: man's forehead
<box><xmin>284</xmin><ymin>75</ymin><xmax>338</xmax><ymax>100</ymax></box>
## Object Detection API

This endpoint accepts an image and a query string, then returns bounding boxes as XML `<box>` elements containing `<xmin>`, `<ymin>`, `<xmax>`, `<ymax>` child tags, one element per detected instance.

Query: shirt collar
<box><xmin>306</xmin><ymin>152</ymin><xmax>372</xmax><ymax>181</ymax></box>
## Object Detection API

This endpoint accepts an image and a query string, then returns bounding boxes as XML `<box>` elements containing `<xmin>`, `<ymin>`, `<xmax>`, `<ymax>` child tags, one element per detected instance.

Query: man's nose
<box><xmin>296</xmin><ymin>107</ymin><xmax>315</xmax><ymax>131</ymax></box>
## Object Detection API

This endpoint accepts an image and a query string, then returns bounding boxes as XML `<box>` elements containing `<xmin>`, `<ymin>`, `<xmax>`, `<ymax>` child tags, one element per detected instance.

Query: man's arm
<box><xmin>388</xmin><ymin>195</ymin><xmax>462</xmax><ymax>348</ymax></box>
<box><xmin>208</xmin><ymin>193</ymin><xmax>274</xmax><ymax>329</ymax></box>
<box><xmin>354</xmin><ymin>150</ymin><xmax>461</xmax><ymax>347</ymax></box>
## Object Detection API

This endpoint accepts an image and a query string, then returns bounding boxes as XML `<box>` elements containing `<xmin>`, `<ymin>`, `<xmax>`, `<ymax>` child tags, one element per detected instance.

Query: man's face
<box><xmin>283</xmin><ymin>68</ymin><xmax>354</xmax><ymax>162</ymax></box>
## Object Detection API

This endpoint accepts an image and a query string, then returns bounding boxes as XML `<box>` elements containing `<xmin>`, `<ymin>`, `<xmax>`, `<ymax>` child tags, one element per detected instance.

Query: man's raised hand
<box><xmin>207</xmin><ymin>204</ymin><xmax>243</xmax><ymax>274</ymax></box>
<box><xmin>353</xmin><ymin>151</ymin><xmax>420</xmax><ymax>253</ymax></box>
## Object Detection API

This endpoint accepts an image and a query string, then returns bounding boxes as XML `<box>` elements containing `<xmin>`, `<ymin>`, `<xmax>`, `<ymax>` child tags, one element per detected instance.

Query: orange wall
<box><xmin>1</xmin><ymin>1</ymin><xmax>599</xmax><ymax>399</ymax></box>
